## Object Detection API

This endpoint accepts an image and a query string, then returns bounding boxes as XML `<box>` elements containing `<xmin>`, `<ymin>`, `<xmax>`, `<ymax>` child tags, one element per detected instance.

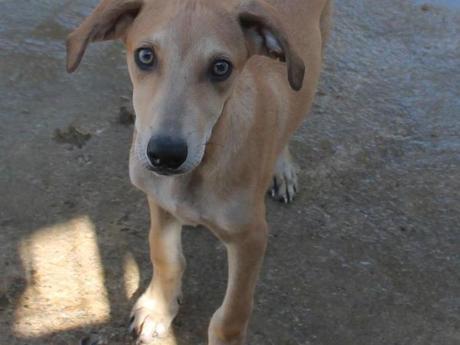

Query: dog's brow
<box><xmin>208</xmin><ymin>51</ymin><xmax>232</xmax><ymax>61</ymax></box>
<box><xmin>191</xmin><ymin>39</ymin><xmax>235</xmax><ymax>60</ymax></box>
<box><xmin>138</xmin><ymin>39</ymin><xmax>157</xmax><ymax>47</ymax></box>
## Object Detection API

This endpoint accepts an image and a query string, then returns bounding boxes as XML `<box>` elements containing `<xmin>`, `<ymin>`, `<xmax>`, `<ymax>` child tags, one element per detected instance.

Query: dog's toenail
<box><xmin>273</xmin><ymin>177</ymin><xmax>278</xmax><ymax>192</ymax></box>
<box><xmin>130</xmin><ymin>325</ymin><xmax>138</xmax><ymax>338</ymax></box>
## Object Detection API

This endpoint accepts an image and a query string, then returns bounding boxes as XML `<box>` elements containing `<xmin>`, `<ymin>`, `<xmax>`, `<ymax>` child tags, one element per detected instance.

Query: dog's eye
<box><xmin>135</xmin><ymin>48</ymin><xmax>156</xmax><ymax>70</ymax></box>
<box><xmin>210</xmin><ymin>59</ymin><xmax>233</xmax><ymax>81</ymax></box>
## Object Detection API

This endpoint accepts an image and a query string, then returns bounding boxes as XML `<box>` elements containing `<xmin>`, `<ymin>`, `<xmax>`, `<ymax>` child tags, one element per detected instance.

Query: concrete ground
<box><xmin>1</xmin><ymin>0</ymin><xmax>459</xmax><ymax>344</ymax></box>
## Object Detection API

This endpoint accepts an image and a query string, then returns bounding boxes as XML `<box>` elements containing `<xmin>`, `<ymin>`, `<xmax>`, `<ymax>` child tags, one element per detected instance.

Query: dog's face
<box><xmin>67</xmin><ymin>0</ymin><xmax>305</xmax><ymax>176</ymax></box>
<box><xmin>126</xmin><ymin>3</ymin><xmax>248</xmax><ymax>175</ymax></box>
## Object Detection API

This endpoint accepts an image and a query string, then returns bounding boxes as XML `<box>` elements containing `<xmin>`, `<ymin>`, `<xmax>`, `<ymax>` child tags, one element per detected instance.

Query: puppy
<box><xmin>67</xmin><ymin>0</ymin><xmax>331</xmax><ymax>344</ymax></box>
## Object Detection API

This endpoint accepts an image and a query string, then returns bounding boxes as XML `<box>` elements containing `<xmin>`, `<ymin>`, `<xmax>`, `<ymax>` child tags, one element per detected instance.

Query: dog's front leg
<box><xmin>130</xmin><ymin>197</ymin><xmax>185</xmax><ymax>343</ymax></box>
<box><xmin>209</xmin><ymin>221</ymin><xmax>268</xmax><ymax>345</ymax></box>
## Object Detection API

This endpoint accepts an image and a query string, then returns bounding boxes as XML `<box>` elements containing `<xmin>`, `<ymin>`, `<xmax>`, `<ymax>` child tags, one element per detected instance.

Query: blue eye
<box><xmin>135</xmin><ymin>48</ymin><xmax>156</xmax><ymax>70</ymax></box>
<box><xmin>210</xmin><ymin>59</ymin><xmax>233</xmax><ymax>81</ymax></box>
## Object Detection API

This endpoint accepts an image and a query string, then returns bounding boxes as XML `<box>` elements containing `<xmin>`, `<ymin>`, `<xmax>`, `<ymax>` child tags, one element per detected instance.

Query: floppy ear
<box><xmin>66</xmin><ymin>0</ymin><xmax>143</xmax><ymax>73</ymax></box>
<box><xmin>238</xmin><ymin>1</ymin><xmax>305</xmax><ymax>91</ymax></box>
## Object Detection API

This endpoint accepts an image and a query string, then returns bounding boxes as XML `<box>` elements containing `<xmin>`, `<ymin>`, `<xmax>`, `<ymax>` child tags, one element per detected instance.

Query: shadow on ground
<box><xmin>0</xmin><ymin>1</ymin><xmax>459</xmax><ymax>344</ymax></box>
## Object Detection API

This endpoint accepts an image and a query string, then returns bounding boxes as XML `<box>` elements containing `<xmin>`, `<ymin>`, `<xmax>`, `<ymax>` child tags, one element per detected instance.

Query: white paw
<box><xmin>129</xmin><ymin>293</ymin><xmax>180</xmax><ymax>344</ymax></box>
<box><xmin>269</xmin><ymin>151</ymin><xmax>298</xmax><ymax>203</ymax></box>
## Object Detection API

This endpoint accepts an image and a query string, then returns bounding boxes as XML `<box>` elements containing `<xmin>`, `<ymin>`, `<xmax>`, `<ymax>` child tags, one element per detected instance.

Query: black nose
<box><xmin>147</xmin><ymin>136</ymin><xmax>188</xmax><ymax>171</ymax></box>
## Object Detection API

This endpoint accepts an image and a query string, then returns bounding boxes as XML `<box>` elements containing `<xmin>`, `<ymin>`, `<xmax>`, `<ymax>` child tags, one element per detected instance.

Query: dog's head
<box><xmin>67</xmin><ymin>0</ymin><xmax>305</xmax><ymax>176</ymax></box>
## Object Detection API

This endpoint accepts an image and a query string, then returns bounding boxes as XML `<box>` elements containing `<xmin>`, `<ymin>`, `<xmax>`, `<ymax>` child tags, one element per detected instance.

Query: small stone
<box><xmin>421</xmin><ymin>4</ymin><xmax>431</xmax><ymax>12</ymax></box>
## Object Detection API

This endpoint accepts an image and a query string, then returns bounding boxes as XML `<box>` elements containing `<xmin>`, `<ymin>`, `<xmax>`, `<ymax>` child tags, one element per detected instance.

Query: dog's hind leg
<box><xmin>129</xmin><ymin>197</ymin><xmax>185</xmax><ymax>343</ymax></box>
<box><xmin>269</xmin><ymin>146</ymin><xmax>299</xmax><ymax>203</ymax></box>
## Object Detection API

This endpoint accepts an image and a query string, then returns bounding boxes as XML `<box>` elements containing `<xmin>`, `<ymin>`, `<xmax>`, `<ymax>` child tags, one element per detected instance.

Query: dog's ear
<box><xmin>66</xmin><ymin>0</ymin><xmax>143</xmax><ymax>73</ymax></box>
<box><xmin>237</xmin><ymin>1</ymin><xmax>305</xmax><ymax>91</ymax></box>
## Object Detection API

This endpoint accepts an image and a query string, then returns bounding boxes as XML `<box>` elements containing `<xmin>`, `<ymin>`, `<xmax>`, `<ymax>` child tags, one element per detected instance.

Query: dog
<box><xmin>67</xmin><ymin>0</ymin><xmax>331</xmax><ymax>344</ymax></box>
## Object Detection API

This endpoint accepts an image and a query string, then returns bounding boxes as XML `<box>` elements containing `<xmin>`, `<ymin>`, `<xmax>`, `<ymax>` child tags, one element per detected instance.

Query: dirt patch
<box><xmin>421</xmin><ymin>4</ymin><xmax>432</xmax><ymax>11</ymax></box>
<box><xmin>53</xmin><ymin>126</ymin><xmax>92</xmax><ymax>149</ymax></box>
<box><xmin>118</xmin><ymin>106</ymin><xmax>135</xmax><ymax>126</ymax></box>
<box><xmin>0</xmin><ymin>294</ymin><xmax>9</xmax><ymax>311</ymax></box>
<box><xmin>80</xmin><ymin>333</ymin><xmax>106</xmax><ymax>345</ymax></box>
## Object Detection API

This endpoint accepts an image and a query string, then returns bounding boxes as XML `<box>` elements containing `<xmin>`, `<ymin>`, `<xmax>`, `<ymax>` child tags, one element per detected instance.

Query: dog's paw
<box><xmin>269</xmin><ymin>150</ymin><xmax>298</xmax><ymax>203</ymax></box>
<box><xmin>129</xmin><ymin>293</ymin><xmax>180</xmax><ymax>344</ymax></box>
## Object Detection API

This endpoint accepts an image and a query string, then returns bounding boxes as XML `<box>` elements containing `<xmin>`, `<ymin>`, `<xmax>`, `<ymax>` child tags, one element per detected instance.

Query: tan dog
<box><xmin>67</xmin><ymin>0</ymin><xmax>331</xmax><ymax>344</ymax></box>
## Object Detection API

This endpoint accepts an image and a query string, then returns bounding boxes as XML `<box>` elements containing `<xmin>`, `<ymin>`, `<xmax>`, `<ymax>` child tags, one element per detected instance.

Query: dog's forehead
<box><xmin>129</xmin><ymin>1</ymin><xmax>244</xmax><ymax>55</ymax></box>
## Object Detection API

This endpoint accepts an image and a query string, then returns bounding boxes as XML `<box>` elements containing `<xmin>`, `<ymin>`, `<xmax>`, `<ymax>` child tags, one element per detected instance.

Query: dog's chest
<box><xmin>129</xmin><ymin>159</ymin><xmax>208</xmax><ymax>225</ymax></box>
<box><xmin>157</xmin><ymin>189</ymin><xmax>202</xmax><ymax>226</ymax></box>
<box><xmin>130</xmin><ymin>160</ymin><xmax>249</xmax><ymax>230</ymax></box>
<box><xmin>152</xmin><ymin>181</ymin><xmax>251</xmax><ymax>234</ymax></box>
<box><xmin>148</xmin><ymin>176</ymin><xmax>211</xmax><ymax>226</ymax></box>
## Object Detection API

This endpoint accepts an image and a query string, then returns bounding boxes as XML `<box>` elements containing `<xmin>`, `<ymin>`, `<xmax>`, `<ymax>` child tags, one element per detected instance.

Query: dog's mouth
<box><xmin>146</xmin><ymin>165</ymin><xmax>188</xmax><ymax>177</ymax></box>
